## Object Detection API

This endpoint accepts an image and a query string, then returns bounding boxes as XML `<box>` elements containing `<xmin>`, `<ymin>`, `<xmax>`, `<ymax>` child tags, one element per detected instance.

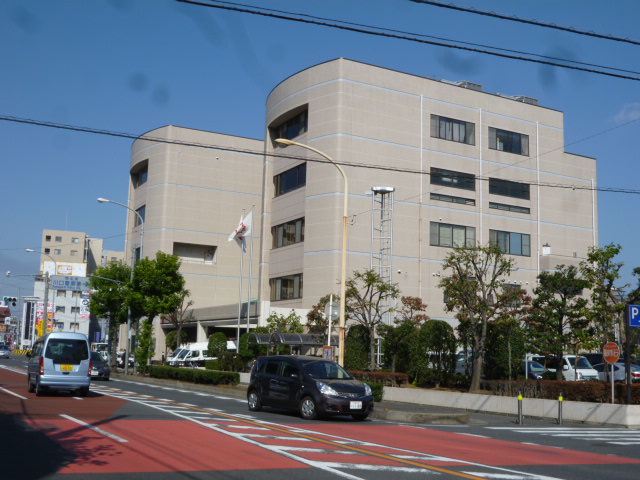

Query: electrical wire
<box><xmin>410</xmin><ymin>0</ymin><xmax>640</xmax><ymax>46</ymax></box>
<box><xmin>1</xmin><ymin>114</ymin><xmax>638</xmax><ymax>195</ymax></box>
<box><xmin>176</xmin><ymin>0</ymin><xmax>640</xmax><ymax>81</ymax></box>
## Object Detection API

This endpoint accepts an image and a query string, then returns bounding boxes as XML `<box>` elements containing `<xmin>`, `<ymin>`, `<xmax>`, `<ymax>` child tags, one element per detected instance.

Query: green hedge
<box><xmin>149</xmin><ymin>365</ymin><xmax>239</xmax><ymax>386</ymax></box>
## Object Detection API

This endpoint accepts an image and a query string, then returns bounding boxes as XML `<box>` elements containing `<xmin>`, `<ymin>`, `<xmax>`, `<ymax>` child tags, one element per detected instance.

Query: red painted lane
<box><xmin>307</xmin><ymin>424</ymin><xmax>640</xmax><ymax>467</ymax></box>
<box><xmin>24</xmin><ymin>418</ymin><xmax>307</xmax><ymax>474</ymax></box>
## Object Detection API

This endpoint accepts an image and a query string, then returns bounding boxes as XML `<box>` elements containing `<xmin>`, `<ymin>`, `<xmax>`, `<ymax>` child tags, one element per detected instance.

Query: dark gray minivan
<box><xmin>27</xmin><ymin>332</ymin><xmax>91</xmax><ymax>396</ymax></box>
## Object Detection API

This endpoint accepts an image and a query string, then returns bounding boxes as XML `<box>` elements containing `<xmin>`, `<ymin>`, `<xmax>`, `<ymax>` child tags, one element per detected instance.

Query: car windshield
<box><xmin>90</xmin><ymin>352</ymin><xmax>102</xmax><ymax>361</ymax></box>
<box><xmin>178</xmin><ymin>349</ymin><xmax>190</xmax><ymax>359</ymax></box>
<box><xmin>527</xmin><ymin>361</ymin><xmax>545</xmax><ymax>371</ymax></box>
<box><xmin>302</xmin><ymin>360</ymin><xmax>352</xmax><ymax>380</ymax></box>
<box><xmin>568</xmin><ymin>357</ymin><xmax>592</xmax><ymax>369</ymax></box>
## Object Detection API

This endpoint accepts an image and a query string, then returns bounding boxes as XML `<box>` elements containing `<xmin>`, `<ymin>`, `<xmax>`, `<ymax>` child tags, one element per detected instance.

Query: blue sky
<box><xmin>2</xmin><ymin>0</ymin><xmax>640</xmax><ymax>297</ymax></box>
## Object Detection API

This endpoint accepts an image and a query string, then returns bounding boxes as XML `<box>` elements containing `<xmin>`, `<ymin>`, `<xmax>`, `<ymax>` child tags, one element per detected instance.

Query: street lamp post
<box><xmin>97</xmin><ymin>197</ymin><xmax>145</xmax><ymax>375</ymax></box>
<box><xmin>274</xmin><ymin>138</ymin><xmax>349</xmax><ymax>366</ymax></box>
<box><xmin>25</xmin><ymin>248</ymin><xmax>56</xmax><ymax>337</ymax></box>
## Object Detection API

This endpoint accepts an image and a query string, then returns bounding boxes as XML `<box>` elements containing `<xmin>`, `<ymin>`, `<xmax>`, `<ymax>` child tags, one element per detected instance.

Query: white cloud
<box><xmin>614</xmin><ymin>102</ymin><xmax>640</xmax><ymax>123</ymax></box>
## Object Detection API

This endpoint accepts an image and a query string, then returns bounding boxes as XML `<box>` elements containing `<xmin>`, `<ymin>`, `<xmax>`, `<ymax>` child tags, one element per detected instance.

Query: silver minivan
<box><xmin>27</xmin><ymin>332</ymin><xmax>91</xmax><ymax>396</ymax></box>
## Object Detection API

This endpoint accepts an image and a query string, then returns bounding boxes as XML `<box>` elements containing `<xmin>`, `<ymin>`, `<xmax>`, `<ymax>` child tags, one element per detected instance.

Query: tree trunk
<box><xmin>369</xmin><ymin>328</ymin><xmax>376</xmax><ymax>370</ymax></box>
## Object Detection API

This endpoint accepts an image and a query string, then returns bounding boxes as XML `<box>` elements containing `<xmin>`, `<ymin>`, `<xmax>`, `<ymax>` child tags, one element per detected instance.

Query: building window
<box><xmin>72</xmin><ymin>237</ymin><xmax>79</xmax><ymax>244</ymax></box>
<box><xmin>45</xmin><ymin>235</ymin><xmax>51</xmax><ymax>242</ymax></box>
<box><xmin>489</xmin><ymin>201</ymin><xmax>530</xmax><ymax>214</ymax></box>
<box><xmin>503</xmin><ymin>283</ymin><xmax>523</xmax><ymax>307</ymax></box>
<box><xmin>431</xmin><ymin>167</ymin><xmax>475</xmax><ymax>191</ymax></box>
<box><xmin>72</xmin><ymin>291</ymin><xmax>82</xmax><ymax>298</ymax></box>
<box><xmin>173</xmin><ymin>242</ymin><xmax>218</xmax><ymax>265</ymax></box>
<box><xmin>44</xmin><ymin>248</ymin><xmax>51</xmax><ymax>254</ymax></box>
<box><xmin>270</xmin><ymin>274</ymin><xmax>303</xmax><ymax>301</ymax></box>
<box><xmin>110</xmin><ymin>256</ymin><xmax>118</xmax><ymax>262</ymax></box>
<box><xmin>489</xmin><ymin>178</ymin><xmax>530</xmax><ymax>200</ymax></box>
<box><xmin>70</xmin><ymin>306</ymin><xmax>80</xmax><ymax>314</ymax></box>
<box><xmin>70</xmin><ymin>322</ymin><xmax>79</xmax><ymax>330</ymax></box>
<box><xmin>490</xmin><ymin>229</ymin><xmax>531</xmax><ymax>256</ymax></box>
<box><xmin>430</xmin><ymin>192</ymin><xmax>475</xmax><ymax>206</ymax></box>
<box><xmin>431</xmin><ymin>114</ymin><xmax>475</xmax><ymax>145</ymax></box>
<box><xmin>54</xmin><ymin>249</ymin><xmax>62</xmax><ymax>255</ymax></box>
<box><xmin>134</xmin><ymin>247</ymin><xmax>141</xmax><ymax>263</ymax></box>
<box><xmin>272</xmin><ymin>218</ymin><xmax>305</xmax><ymax>248</ymax></box>
<box><xmin>274</xmin><ymin>163</ymin><xmax>306</xmax><ymax>196</ymax></box>
<box><xmin>489</xmin><ymin>127</ymin><xmax>529</xmax><ymax>155</ymax></box>
<box><xmin>55</xmin><ymin>236</ymin><xmax>62</xmax><ymax>242</ymax></box>
<box><xmin>57</xmin><ymin>290</ymin><xmax>66</xmax><ymax>298</ymax></box>
<box><xmin>272</xmin><ymin>110</ymin><xmax>308</xmax><ymax>142</ymax></box>
<box><xmin>132</xmin><ymin>163</ymin><xmax>148</xmax><ymax>188</ymax></box>
<box><xmin>70</xmin><ymin>250</ymin><xmax>78</xmax><ymax>256</ymax></box>
<box><xmin>430</xmin><ymin>222</ymin><xmax>476</xmax><ymax>248</ymax></box>
<box><xmin>134</xmin><ymin>205</ymin><xmax>145</xmax><ymax>226</ymax></box>
<box><xmin>56</xmin><ymin>306</ymin><xmax>65</xmax><ymax>313</ymax></box>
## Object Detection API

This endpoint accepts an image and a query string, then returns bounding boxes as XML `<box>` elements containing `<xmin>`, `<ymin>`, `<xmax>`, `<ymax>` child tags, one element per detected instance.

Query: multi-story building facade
<box><xmin>124</xmin><ymin>59</ymin><xmax>597</xmax><ymax>358</ymax></box>
<box><xmin>27</xmin><ymin>229</ymin><xmax>124</xmax><ymax>345</ymax></box>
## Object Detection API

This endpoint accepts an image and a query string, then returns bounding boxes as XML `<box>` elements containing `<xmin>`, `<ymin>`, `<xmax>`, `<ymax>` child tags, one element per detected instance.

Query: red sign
<box><xmin>603</xmin><ymin>342</ymin><xmax>620</xmax><ymax>364</ymax></box>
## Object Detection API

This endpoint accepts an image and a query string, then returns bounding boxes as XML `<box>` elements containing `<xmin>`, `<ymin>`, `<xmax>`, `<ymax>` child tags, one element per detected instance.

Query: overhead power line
<box><xmin>2</xmin><ymin>114</ymin><xmax>639</xmax><ymax>196</ymax></box>
<box><xmin>410</xmin><ymin>0</ymin><xmax>640</xmax><ymax>46</ymax></box>
<box><xmin>176</xmin><ymin>0</ymin><xmax>640</xmax><ymax>82</ymax></box>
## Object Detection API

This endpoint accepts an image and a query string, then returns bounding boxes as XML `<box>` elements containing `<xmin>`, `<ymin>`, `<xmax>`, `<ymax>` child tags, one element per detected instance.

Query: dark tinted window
<box><xmin>45</xmin><ymin>339</ymin><xmax>88</xmax><ymax>364</ymax></box>
<box><xmin>281</xmin><ymin>363</ymin><xmax>299</xmax><ymax>378</ymax></box>
<box><xmin>431</xmin><ymin>167</ymin><xmax>475</xmax><ymax>191</ymax></box>
<box><xmin>302</xmin><ymin>360</ymin><xmax>352</xmax><ymax>379</ymax></box>
<box><xmin>489</xmin><ymin>178</ymin><xmax>530</xmax><ymax>200</ymax></box>
<box><xmin>265</xmin><ymin>360</ymin><xmax>280</xmax><ymax>375</ymax></box>
<box><xmin>274</xmin><ymin>164</ymin><xmax>306</xmax><ymax>196</ymax></box>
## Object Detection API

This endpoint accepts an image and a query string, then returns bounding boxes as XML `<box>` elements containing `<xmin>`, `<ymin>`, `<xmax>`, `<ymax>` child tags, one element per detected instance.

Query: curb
<box><xmin>370</xmin><ymin>406</ymin><xmax>470</xmax><ymax>424</ymax></box>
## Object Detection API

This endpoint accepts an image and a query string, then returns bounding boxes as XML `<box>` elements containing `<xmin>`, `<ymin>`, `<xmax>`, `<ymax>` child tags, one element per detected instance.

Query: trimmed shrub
<box><xmin>369</xmin><ymin>381</ymin><xmax>384</xmax><ymax>402</ymax></box>
<box><xmin>149</xmin><ymin>365</ymin><xmax>239</xmax><ymax>385</ymax></box>
<box><xmin>349</xmin><ymin>370</ymin><xmax>409</xmax><ymax>387</ymax></box>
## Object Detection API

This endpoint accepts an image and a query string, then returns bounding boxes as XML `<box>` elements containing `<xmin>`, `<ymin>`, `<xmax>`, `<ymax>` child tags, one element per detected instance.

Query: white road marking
<box><xmin>60</xmin><ymin>414</ymin><xmax>128</xmax><ymax>443</ymax></box>
<box><xmin>0</xmin><ymin>386</ymin><xmax>27</xmax><ymax>400</ymax></box>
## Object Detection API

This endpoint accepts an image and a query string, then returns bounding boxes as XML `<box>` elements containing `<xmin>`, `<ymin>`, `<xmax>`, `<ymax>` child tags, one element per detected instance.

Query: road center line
<box><xmin>0</xmin><ymin>386</ymin><xmax>27</xmax><ymax>400</ymax></box>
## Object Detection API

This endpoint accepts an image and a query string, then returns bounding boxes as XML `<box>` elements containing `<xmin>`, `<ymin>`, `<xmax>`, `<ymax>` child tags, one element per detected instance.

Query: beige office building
<box><xmin>127</xmin><ymin>59</ymin><xmax>597</xmax><ymax>356</ymax></box>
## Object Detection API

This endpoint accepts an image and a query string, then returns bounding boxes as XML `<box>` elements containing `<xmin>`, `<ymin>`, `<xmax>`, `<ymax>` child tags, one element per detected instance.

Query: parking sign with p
<box><xmin>629</xmin><ymin>304</ymin><xmax>640</xmax><ymax>327</ymax></box>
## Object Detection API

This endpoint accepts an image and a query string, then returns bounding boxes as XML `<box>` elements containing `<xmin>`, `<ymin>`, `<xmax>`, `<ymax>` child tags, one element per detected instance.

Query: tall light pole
<box><xmin>97</xmin><ymin>197</ymin><xmax>145</xmax><ymax>375</ymax></box>
<box><xmin>25</xmin><ymin>248</ymin><xmax>56</xmax><ymax>336</ymax></box>
<box><xmin>275</xmin><ymin>138</ymin><xmax>349</xmax><ymax>366</ymax></box>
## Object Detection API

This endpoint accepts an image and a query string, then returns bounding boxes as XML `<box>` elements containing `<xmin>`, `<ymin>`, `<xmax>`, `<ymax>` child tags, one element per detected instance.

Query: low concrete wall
<box><xmin>384</xmin><ymin>386</ymin><xmax>640</xmax><ymax>427</ymax></box>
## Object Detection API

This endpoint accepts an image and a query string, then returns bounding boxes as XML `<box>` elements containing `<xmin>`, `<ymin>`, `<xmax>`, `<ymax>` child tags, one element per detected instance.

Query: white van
<box><xmin>172</xmin><ymin>340</ymin><xmax>237</xmax><ymax>367</ymax></box>
<box><xmin>528</xmin><ymin>354</ymin><xmax>598</xmax><ymax>381</ymax></box>
<box><xmin>27</xmin><ymin>332</ymin><xmax>91</xmax><ymax>396</ymax></box>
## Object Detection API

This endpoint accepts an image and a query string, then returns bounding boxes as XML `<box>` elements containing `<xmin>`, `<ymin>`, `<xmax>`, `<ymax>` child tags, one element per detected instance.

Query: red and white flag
<box><xmin>228</xmin><ymin>211</ymin><xmax>252</xmax><ymax>252</ymax></box>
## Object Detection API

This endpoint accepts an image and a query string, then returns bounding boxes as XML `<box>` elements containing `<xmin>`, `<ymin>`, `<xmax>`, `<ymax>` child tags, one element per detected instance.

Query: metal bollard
<box><xmin>557</xmin><ymin>392</ymin><xmax>564</xmax><ymax>425</ymax></box>
<box><xmin>517</xmin><ymin>392</ymin><xmax>523</xmax><ymax>424</ymax></box>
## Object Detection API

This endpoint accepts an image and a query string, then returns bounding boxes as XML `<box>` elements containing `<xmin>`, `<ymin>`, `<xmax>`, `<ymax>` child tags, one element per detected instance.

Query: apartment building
<box><xmin>27</xmin><ymin>230</ymin><xmax>124</xmax><ymax>345</ymax></box>
<box><xmin>125</xmin><ymin>59</ymin><xmax>597</xmax><ymax>357</ymax></box>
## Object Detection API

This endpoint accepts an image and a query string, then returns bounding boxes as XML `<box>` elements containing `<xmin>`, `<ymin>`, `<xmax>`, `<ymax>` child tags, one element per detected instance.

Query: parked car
<box><xmin>90</xmin><ymin>351</ymin><xmax>111</xmax><ymax>380</ymax></box>
<box><xmin>247</xmin><ymin>355</ymin><xmax>374</xmax><ymax>421</ymax></box>
<box><xmin>522</xmin><ymin>360</ymin><xmax>546</xmax><ymax>379</ymax></box>
<box><xmin>592</xmin><ymin>362</ymin><xmax>640</xmax><ymax>382</ymax></box>
<box><xmin>27</xmin><ymin>332</ymin><xmax>91</xmax><ymax>396</ymax></box>
<box><xmin>0</xmin><ymin>344</ymin><xmax>10</xmax><ymax>359</ymax></box>
<box><xmin>528</xmin><ymin>354</ymin><xmax>598</xmax><ymax>381</ymax></box>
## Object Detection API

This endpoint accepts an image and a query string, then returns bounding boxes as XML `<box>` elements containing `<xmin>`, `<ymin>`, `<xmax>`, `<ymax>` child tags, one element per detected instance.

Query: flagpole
<box><xmin>236</xmin><ymin>209</ymin><xmax>245</xmax><ymax>352</ymax></box>
<box><xmin>246</xmin><ymin>204</ymin><xmax>255</xmax><ymax>332</ymax></box>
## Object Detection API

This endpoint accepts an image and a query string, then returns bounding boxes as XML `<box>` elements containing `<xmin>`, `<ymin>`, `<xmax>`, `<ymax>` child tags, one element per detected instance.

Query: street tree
<box><xmin>525</xmin><ymin>265</ymin><xmax>591</xmax><ymax>380</ymax></box>
<box><xmin>377</xmin><ymin>296</ymin><xmax>428</xmax><ymax>373</ymax></box>
<box><xmin>130</xmin><ymin>252</ymin><xmax>187</xmax><ymax>371</ymax></box>
<box><xmin>580</xmin><ymin>244</ymin><xmax>626</xmax><ymax>345</ymax></box>
<box><xmin>89</xmin><ymin>261</ymin><xmax>131</xmax><ymax>367</ymax></box>
<box><xmin>306</xmin><ymin>293</ymin><xmax>337</xmax><ymax>337</ymax></box>
<box><xmin>439</xmin><ymin>244</ymin><xmax>523</xmax><ymax>392</ymax></box>
<box><xmin>345</xmin><ymin>269</ymin><xmax>400</xmax><ymax>370</ymax></box>
<box><xmin>208</xmin><ymin>331</ymin><xmax>228</xmax><ymax>358</ymax></box>
<box><xmin>164</xmin><ymin>291</ymin><xmax>193</xmax><ymax>357</ymax></box>
<box><xmin>411</xmin><ymin>319</ymin><xmax>456</xmax><ymax>387</ymax></box>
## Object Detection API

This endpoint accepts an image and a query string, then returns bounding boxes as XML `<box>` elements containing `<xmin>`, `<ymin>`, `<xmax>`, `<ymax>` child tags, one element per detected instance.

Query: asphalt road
<box><xmin>1</xmin><ymin>355</ymin><xmax>639</xmax><ymax>480</ymax></box>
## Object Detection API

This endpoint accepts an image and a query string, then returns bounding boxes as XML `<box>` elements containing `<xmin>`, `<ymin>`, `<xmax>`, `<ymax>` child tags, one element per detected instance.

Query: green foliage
<box><xmin>306</xmin><ymin>293</ymin><xmax>338</xmax><ymax>336</ymax></box>
<box><xmin>484</xmin><ymin>318</ymin><xmax>527</xmax><ymax>380</ymax></box>
<box><xmin>369</xmin><ymin>382</ymin><xmax>384</xmax><ymax>402</ymax></box>
<box><xmin>344</xmin><ymin>324</ymin><xmax>370</xmax><ymax>370</ymax></box>
<box><xmin>165</xmin><ymin>329</ymin><xmax>188</xmax><ymax>351</ymax></box>
<box><xmin>410</xmin><ymin>320</ymin><xmax>456</xmax><ymax>386</ymax></box>
<box><xmin>135</xmin><ymin>318</ymin><xmax>154</xmax><ymax>374</ymax></box>
<box><xmin>345</xmin><ymin>269</ymin><xmax>400</xmax><ymax>370</ymax></box>
<box><xmin>207</xmin><ymin>332</ymin><xmax>228</xmax><ymax>358</ymax></box>
<box><xmin>377</xmin><ymin>296</ymin><xmax>428</xmax><ymax>373</ymax></box>
<box><xmin>149</xmin><ymin>365</ymin><xmax>239</xmax><ymax>385</ymax></box>
<box><xmin>263</xmin><ymin>310</ymin><xmax>304</xmax><ymax>354</ymax></box>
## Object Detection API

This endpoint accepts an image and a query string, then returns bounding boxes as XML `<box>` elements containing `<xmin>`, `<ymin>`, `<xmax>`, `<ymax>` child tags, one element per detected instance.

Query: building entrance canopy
<box><xmin>247</xmin><ymin>332</ymin><xmax>338</xmax><ymax>347</ymax></box>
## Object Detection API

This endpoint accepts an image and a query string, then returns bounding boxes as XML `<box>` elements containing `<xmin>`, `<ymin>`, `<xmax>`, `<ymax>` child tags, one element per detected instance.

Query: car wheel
<box><xmin>247</xmin><ymin>390</ymin><xmax>262</xmax><ymax>411</ymax></box>
<box><xmin>35</xmin><ymin>380</ymin><xmax>45</xmax><ymax>397</ymax></box>
<box><xmin>27</xmin><ymin>377</ymin><xmax>35</xmax><ymax>393</ymax></box>
<box><xmin>351</xmin><ymin>413</ymin><xmax>369</xmax><ymax>421</ymax></box>
<box><xmin>300</xmin><ymin>396</ymin><xmax>318</xmax><ymax>420</ymax></box>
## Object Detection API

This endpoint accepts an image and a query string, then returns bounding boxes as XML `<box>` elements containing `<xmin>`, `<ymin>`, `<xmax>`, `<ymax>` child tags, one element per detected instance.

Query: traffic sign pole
<box><xmin>603</xmin><ymin>341</ymin><xmax>620</xmax><ymax>404</ymax></box>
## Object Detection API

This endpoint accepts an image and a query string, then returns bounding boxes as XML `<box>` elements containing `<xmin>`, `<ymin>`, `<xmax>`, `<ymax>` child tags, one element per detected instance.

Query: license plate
<box><xmin>350</xmin><ymin>401</ymin><xmax>362</xmax><ymax>410</ymax></box>
<box><xmin>61</xmin><ymin>364</ymin><xmax>74</xmax><ymax>372</ymax></box>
